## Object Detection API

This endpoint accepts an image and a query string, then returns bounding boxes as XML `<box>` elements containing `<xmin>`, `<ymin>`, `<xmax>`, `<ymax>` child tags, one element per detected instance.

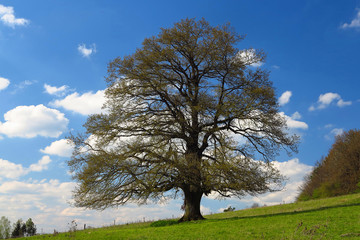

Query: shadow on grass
<box><xmin>208</xmin><ymin>202</ymin><xmax>360</xmax><ymax>223</ymax></box>
<box><xmin>149</xmin><ymin>201</ymin><xmax>360</xmax><ymax>228</ymax></box>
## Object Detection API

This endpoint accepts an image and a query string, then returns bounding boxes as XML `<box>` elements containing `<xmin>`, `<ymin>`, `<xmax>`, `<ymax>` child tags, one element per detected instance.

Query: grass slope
<box><xmin>22</xmin><ymin>193</ymin><xmax>360</xmax><ymax>239</ymax></box>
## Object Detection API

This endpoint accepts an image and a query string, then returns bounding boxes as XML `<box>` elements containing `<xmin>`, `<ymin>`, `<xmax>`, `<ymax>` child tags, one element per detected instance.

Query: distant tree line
<box><xmin>298</xmin><ymin>129</ymin><xmax>360</xmax><ymax>201</ymax></box>
<box><xmin>0</xmin><ymin>217</ymin><xmax>36</xmax><ymax>239</ymax></box>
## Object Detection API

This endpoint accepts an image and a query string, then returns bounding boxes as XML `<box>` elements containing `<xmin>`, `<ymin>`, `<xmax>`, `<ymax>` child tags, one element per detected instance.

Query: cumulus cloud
<box><xmin>236</xmin><ymin>48</ymin><xmax>264</xmax><ymax>67</ymax></box>
<box><xmin>227</xmin><ymin>111</ymin><xmax>307</xmax><ymax>147</ymax></box>
<box><xmin>40</xmin><ymin>139</ymin><xmax>74</xmax><ymax>157</ymax></box>
<box><xmin>0</xmin><ymin>159</ymin><xmax>28</xmax><ymax>179</ymax></box>
<box><xmin>341</xmin><ymin>9</ymin><xmax>360</xmax><ymax>29</ymax></box>
<box><xmin>0</xmin><ymin>77</ymin><xmax>10</xmax><ymax>91</ymax></box>
<box><xmin>207</xmin><ymin>158</ymin><xmax>313</xmax><ymax>207</ymax></box>
<box><xmin>243</xmin><ymin>158</ymin><xmax>313</xmax><ymax>205</ymax></box>
<box><xmin>309</xmin><ymin>92</ymin><xmax>352</xmax><ymax>111</ymax></box>
<box><xmin>0</xmin><ymin>156</ymin><xmax>52</xmax><ymax>179</ymax></box>
<box><xmin>200</xmin><ymin>205</ymin><xmax>211</xmax><ymax>215</ymax></box>
<box><xmin>44</xmin><ymin>84</ymin><xmax>68</xmax><ymax>97</ymax></box>
<box><xmin>51</xmin><ymin>90</ymin><xmax>105</xmax><ymax>115</ymax></box>
<box><xmin>0</xmin><ymin>104</ymin><xmax>68</xmax><ymax>138</ymax></box>
<box><xmin>0</xmin><ymin>158</ymin><xmax>313</xmax><ymax>233</ymax></box>
<box><xmin>278</xmin><ymin>91</ymin><xmax>292</xmax><ymax>106</ymax></box>
<box><xmin>325</xmin><ymin>128</ymin><xmax>344</xmax><ymax>140</ymax></box>
<box><xmin>318</xmin><ymin>92</ymin><xmax>341</xmax><ymax>106</ymax></box>
<box><xmin>0</xmin><ymin>178</ymin><xmax>182</xmax><ymax>232</ymax></box>
<box><xmin>291</xmin><ymin>111</ymin><xmax>301</xmax><ymax>120</ymax></box>
<box><xmin>78</xmin><ymin>43</ymin><xmax>96</xmax><ymax>58</ymax></box>
<box><xmin>273</xmin><ymin>158</ymin><xmax>312</xmax><ymax>181</ymax></box>
<box><xmin>29</xmin><ymin>156</ymin><xmax>52</xmax><ymax>172</ymax></box>
<box><xmin>331</xmin><ymin>128</ymin><xmax>344</xmax><ymax>136</ymax></box>
<box><xmin>279</xmin><ymin>112</ymin><xmax>308</xmax><ymax>130</ymax></box>
<box><xmin>0</xmin><ymin>179</ymin><xmax>76</xmax><ymax>231</ymax></box>
<box><xmin>337</xmin><ymin>99</ymin><xmax>352</xmax><ymax>107</ymax></box>
<box><xmin>0</xmin><ymin>4</ymin><xmax>29</xmax><ymax>27</ymax></box>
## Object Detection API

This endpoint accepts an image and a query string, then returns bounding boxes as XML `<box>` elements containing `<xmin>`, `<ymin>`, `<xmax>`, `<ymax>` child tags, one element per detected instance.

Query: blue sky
<box><xmin>0</xmin><ymin>0</ymin><xmax>359</xmax><ymax>232</ymax></box>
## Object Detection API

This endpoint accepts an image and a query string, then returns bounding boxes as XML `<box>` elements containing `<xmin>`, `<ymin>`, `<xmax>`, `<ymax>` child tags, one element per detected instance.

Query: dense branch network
<box><xmin>68</xmin><ymin>19</ymin><xmax>298</xmax><ymax>220</ymax></box>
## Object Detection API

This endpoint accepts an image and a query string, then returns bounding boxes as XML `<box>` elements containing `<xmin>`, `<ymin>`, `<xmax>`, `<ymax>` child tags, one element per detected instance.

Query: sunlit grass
<box><xmin>20</xmin><ymin>193</ymin><xmax>360</xmax><ymax>239</ymax></box>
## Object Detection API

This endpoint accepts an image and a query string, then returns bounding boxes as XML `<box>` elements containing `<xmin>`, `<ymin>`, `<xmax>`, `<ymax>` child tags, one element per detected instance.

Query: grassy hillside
<box><xmin>21</xmin><ymin>193</ymin><xmax>360</xmax><ymax>239</ymax></box>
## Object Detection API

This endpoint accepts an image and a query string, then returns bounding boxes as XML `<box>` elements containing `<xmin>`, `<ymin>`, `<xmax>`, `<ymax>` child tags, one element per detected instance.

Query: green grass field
<box><xmin>20</xmin><ymin>193</ymin><xmax>360</xmax><ymax>239</ymax></box>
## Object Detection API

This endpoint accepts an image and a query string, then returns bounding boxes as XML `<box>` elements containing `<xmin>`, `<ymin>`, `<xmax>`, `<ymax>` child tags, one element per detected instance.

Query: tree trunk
<box><xmin>179</xmin><ymin>188</ymin><xmax>204</xmax><ymax>222</ymax></box>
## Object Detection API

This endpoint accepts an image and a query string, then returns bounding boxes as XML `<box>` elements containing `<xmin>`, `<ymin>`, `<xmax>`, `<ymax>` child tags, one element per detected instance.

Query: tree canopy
<box><xmin>0</xmin><ymin>216</ymin><xmax>11</xmax><ymax>239</ymax></box>
<box><xmin>298</xmin><ymin>129</ymin><xmax>360</xmax><ymax>201</ymax></box>
<box><xmin>11</xmin><ymin>219</ymin><xmax>25</xmax><ymax>238</ymax></box>
<box><xmin>69</xmin><ymin>18</ymin><xmax>298</xmax><ymax>221</ymax></box>
<box><xmin>25</xmin><ymin>218</ymin><xmax>36</xmax><ymax>237</ymax></box>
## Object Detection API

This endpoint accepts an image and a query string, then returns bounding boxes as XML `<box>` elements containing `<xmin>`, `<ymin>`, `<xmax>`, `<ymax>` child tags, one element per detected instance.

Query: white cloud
<box><xmin>337</xmin><ymin>99</ymin><xmax>352</xmax><ymax>107</ymax></box>
<box><xmin>78</xmin><ymin>43</ymin><xmax>96</xmax><ymax>58</ymax></box>
<box><xmin>0</xmin><ymin>158</ymin><xmax>313</xmax><ymax>234</ymax></box>
<box><xmin>325</xmin><ymin>128</ymin><xmax>344</xmax><ymax>140</ymax></box>
<box><xmin>40</xmin><ymin>139</ymin><xmax>74</xmax><ymax>157</ymax></box>
<box><xmin>272</xmin><ymin>65</ymin><xmax>280</xmax><ymax>69</ymax></box>
<box><xmin>44</xmin><ymin>84</ymin><xmax>68</xmax><ymax>96</ymax></box>
<box><xmin>291</xmin><ymin>111</ymin><xmax>301</xmax><ymax>120</ymax></box>
<box><xmin>308</xmin><ymin>105</ymin><xmax>316</xmax><ymax>111</ymax></box>
<box><xmin>341</xmin><ymin>9</ymin><xmax>360</xmax><ymax>29</ymax></box>
<box><xmin>226</xmin><ymin>111</ymin><xmax>307</xmax><ymax>148</ymax></box>
<box><xmin>278</xmin><ymin>91</ymin><xmax>292</xmax><ymax>106</ymax></box>
<box><xmin>0</xmin><ymin>179</ymin><xmax>76</xmax><ymax>231</ymax></box>
<box><xmin>29</xmin><ymin>156</ymin><xmax>52</xmax><ymax>172</ymax></box>
<box><xmin>0</xmin><ymin>4</ymin><xmax>29</xmax><ymax>27</ymax></box>
<box><xmin>0</xmin><ymin>156</ymin><xmax>52</xmax><ymax>179</ymax></box>
<box><xmin>0</xmin><ymin>104</ymin><xmax>69</xmax><ymax>138</ymax></box>
<box><xmin>0</xmin><ymin>178</ymin><xmax>182</xmax><ymax>233</ymax></box>
<box><xmin>273</xmin><ymin>158</ymin><xmax>312</xmax><ymax>181</ymax></box>
<box><xmin>331</xmin><ymin>128</ymin><xmax>344</xmax><ymax>136</ymax></box>
<box><xmin>51</xmin><ymin>90</ymin><xmax>105</xmax><ymax>115</ymax></box>
<box><xmin>279</xmin><ymin>112</ymin><xmax>308</xmax><ymax>130</ymax></box>
<box><xmin>0</xmin><ymin>159</ymin><xmax>28</xmax><ymax>179</ymax></box>
<box><xmin>11</xmin><ymin>80</ymin><xmax>37</xmax><ymax>94</ymax></box>
<box><xmin>200</xmin><ymin>205</ymin><xmax>211</xmax><ymax>215</ymax></box>
<box><xmin>237</xmin><ymin>49</ymin><xmax>264</xmax><ymax>67</ymax></box>
<box><xmin>242</xmin><ymin>158</ymin><xmax>313</xmax><ymax>205</ymax></box>
<box><xmin>206</xmin><ymin>158</ymin><xmax>313</xmax><ymax>206</ymax></box>
<box><xmin>309</xmin><ymin>92</ymin><xmax>352</xmax><ymax>111</ymax></box>
<box><xmin>318</xmin><ymin>92</ymin><xmax>340</xmax><ymax>106</ymax></box>
<box><xmin>18</xmin><ymin>80</ymin><xmax>36</xmax><ymax>88</ymax></box>
<box><xmin>0</xmin><ymin>77</ymin><xmax>10</xmax><ymax>90</ymax></box>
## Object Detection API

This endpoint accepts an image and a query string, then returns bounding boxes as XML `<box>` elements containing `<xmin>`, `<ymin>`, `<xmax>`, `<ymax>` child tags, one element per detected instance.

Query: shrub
<box><xmin>223</xmin><ymin>206</ymin><xmax>236</xmax><ymax>212</ymax></box>
<box><xmin>251</xmin><ymin>203</ymin><xmax>260</xmax><ymax>209</ymax></box>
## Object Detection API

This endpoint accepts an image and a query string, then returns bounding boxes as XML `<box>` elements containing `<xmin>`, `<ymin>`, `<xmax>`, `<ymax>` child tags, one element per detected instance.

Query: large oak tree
<box><xmin>69</xmin><ymin>18</ymin><xmax>298</xmax><ymax>221</ymax></box>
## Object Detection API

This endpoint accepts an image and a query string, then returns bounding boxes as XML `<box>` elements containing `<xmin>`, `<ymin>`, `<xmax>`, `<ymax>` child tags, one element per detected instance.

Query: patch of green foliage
<box><xmin>298</xmin><ymin>129</ymin><xmax>360</xmax><ymax>201</ymax></box>
<box><xmin>17</xmin><ymin>193</ymin><xmax>360</xmax><ymax>239</ymax></box>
